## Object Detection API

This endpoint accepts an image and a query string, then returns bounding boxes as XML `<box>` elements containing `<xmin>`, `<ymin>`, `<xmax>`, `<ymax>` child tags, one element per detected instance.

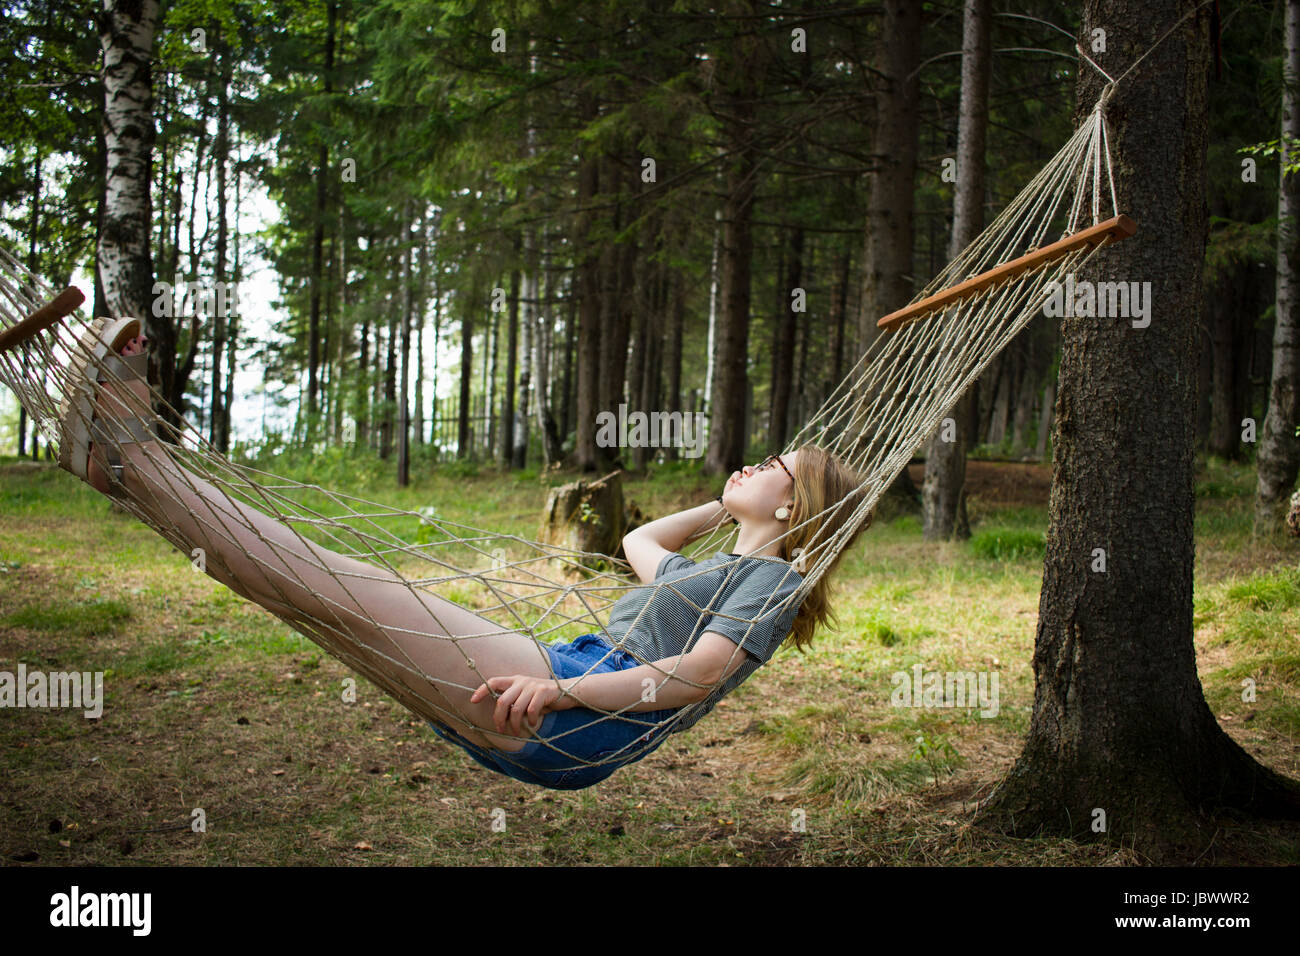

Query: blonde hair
<box><xmin>776</xmin><ymin>442</ymin><xmax>871</xmax><ymax>652</ymax></box>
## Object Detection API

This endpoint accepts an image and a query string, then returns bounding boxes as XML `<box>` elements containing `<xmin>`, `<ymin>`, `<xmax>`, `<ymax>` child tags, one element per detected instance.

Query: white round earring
<box><xmin>775</xmin><ymin>506</ymin><xmax>790</xmax><ymax>520</ymax></box>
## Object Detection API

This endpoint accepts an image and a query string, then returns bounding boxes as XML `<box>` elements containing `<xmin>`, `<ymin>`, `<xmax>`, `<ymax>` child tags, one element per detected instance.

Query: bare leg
<box><xmin>87</xmin><ymin>339</ymin><xmax>553</xmax><ymax>752</ymax></box>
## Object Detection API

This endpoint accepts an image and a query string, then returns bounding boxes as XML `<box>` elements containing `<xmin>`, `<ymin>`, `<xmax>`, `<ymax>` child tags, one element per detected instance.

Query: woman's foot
<box><xmin>86</xmin><ymin>332</ymin><xmax>151</xmax><ymax>495</ymax></box>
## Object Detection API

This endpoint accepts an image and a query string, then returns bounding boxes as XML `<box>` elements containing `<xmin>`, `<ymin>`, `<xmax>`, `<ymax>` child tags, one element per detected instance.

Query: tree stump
<box><xmin>540</xmin><ymin>470</ymin><xmax>627</xmax><ymax>575</ymax></box>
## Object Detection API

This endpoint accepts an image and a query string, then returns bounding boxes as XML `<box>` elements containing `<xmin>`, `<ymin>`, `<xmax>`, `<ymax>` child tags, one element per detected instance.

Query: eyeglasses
<box><xmin>755</xmin><ymin>454</ymin><xmax>795</xmax><ymax>483</ymax></box>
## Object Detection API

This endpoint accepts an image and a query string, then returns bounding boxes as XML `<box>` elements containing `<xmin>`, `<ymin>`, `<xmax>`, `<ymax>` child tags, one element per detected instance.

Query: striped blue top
<box><xmin>601</xmin><ymin>550</ymin><xmax>805</xmax><ymax>733</ymax></box>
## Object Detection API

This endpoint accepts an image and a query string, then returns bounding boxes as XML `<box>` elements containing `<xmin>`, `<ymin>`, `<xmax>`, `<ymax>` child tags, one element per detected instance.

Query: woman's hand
<box><xmin>470</xmin><ymin>675</ymin><xmax>577</xmax><ymax>736</ymax></box>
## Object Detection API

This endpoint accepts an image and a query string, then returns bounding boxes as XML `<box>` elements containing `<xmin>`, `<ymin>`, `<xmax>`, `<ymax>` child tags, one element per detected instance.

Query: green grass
<box><xmin>1</xmin><ymin>597</ymin><xmax>133</xmax><ymax>637</ymax></box>
<box><xmin>969</xmin><ymin>527</ymin><xmax>1047</xmax><ymax>561</ymax></box>
<box><xmin>1224</xmin><ymin>566</ymin><xmax>1300</xmax><ymax>611</ymax></box>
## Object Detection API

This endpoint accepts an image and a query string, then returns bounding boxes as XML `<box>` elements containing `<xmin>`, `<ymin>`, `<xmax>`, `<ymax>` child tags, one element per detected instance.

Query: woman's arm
<box><xmin>470</xmin><ymin>633</ymin><xmax>753</xmax><ymax>735</ymax></box>
<box><xmin>623</xmin><ymin>499</ymin><xmax>730</xmax><ymax>584</ymax></box>
<box><xmin>559</xmin><ymin>631</ymin><xmax>751</xmax><ymax>712</ymax></box>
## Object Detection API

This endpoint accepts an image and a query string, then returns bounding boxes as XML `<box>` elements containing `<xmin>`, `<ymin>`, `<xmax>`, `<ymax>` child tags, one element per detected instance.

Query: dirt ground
<box><xmin>905</xmin><ymin>459</ymin><xmax>1053</xmax><ymax>508</ymax></box>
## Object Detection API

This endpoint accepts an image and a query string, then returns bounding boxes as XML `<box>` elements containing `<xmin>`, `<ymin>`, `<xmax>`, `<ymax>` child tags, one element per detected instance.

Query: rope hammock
<box><xmin>0</xmin><ymin>91</ymin><xmax>1134</xmax><ymax>786</ymax></box>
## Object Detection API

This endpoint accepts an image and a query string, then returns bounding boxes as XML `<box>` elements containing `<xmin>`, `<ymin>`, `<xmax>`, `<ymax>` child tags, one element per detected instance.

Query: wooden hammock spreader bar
<box><xmin>877</xmin><ymin>214</ymin><xmax>1138</xmax><ymax>332</ymax></box>
<box><xmin>0</xmin><ymin>286</ymin><xmax>86</xmax><ymax>353</ymax></box>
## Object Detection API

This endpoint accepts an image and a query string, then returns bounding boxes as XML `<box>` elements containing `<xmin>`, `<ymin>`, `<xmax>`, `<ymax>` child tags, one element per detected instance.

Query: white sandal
<box><xmin>57</xmin><ymin>316</ymin><xmax>155</xmax><ymax>487</ymax></box>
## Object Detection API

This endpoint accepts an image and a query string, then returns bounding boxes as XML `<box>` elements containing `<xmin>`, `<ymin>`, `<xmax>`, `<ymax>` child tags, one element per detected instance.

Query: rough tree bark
<box><xmin>1207</xmin><ymin>263</ymin><xmax>1245</xmax><ymax>458</ymax></box>
<box><xmin>770</xmin><ymin>222</ymin><xmax>802</xmax><ymax>451</ymax></box>
<box><xmin>854</xmin><ymin>0</ymin><xmax>921</xmax><ymax>506</ymax></box>
<box><xmin>539</xmin><ymin>471</ymin><xmax>627</xmax><ymax>575</ymax></box>
<box><xmin>705</xmin><ymin>5</ymin><xmax>764</xmax><ymax>476</ymax></box>
<box><xmin>975</xmin><ymin>0</ymin><xmax>1300</xmax><ymax>862</ymax></box>
<box><xmin>574</xmin><ymin>103</ymin><xmax>602</xmax><ymax>472</ymax></box>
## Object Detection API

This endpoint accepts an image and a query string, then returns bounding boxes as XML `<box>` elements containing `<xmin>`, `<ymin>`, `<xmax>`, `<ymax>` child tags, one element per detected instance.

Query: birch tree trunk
<box><xmin>704</xmin><ymin>204</ymin><xmax>721</xmax><ymax>453</ymax></box>
<box><xmin>98</xmin><ymin>0</ymin><xmax>159</xmax><ymax>419</ymax></box>
<box><xmin>414</xmin><ymin>218</ymin><xmax>427</xmax><ymax>447</ymax></box>
<box><xmin>209</xmin><ymin>38</ymin><xmax>230</xmax><ymax>450</ymax></box>
<box><xmin>1254</xmin><ymin>0</ymin><xmax>1300</xmax><ymax>535</ymax></box>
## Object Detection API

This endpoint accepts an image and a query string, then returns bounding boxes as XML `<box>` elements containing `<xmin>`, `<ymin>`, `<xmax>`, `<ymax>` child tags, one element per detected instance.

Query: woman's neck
<box><xmin>732</xmin><ymin>520</ymin><xmax>788</xmax><ymax>559</ymax></box>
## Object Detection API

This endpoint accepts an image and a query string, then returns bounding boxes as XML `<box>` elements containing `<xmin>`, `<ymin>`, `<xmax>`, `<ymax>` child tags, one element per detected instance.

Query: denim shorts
<box><xmin>428</xmin><ymin>632</ymin><xmax>680</xmax><ymax>790</ymax></box>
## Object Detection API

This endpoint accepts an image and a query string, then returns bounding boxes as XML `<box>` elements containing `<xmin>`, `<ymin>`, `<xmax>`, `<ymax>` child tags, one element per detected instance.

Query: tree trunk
<box><xmin>829</xmin><ymin>246</ymin><xmax>850</xmax><ymax>393</ymax></box>
<box><xmin>976</xmin><ymin>0</ymin><xmax>1300</xmax><ymax>862</ymax></box>
<box><xmin>854</xmin><ymin>0</ymin><xmax>922</xmax><ymax>505</ymax></box>
<box><xmin>485</xmin><ymin>284</ymin><xmax>498</xmax><ymax>457</ymax></box>
<box><xmin>1255</xmin><ymin>0</ymin><xmax>1300</xmax><ymax>535</ymax></box>
<box><xmin>1034</xmin><ymin>380</ymin><xmax>1054</xmax><ymax>461</ymax></box>
<box><xmin>705</xmin><ymin>29</ymin><xmax>762</xmax><ymax>476</ymax></box>
<box><xmin>19</xmin><ymin>152</ymin><xmax>40</xmax><ymax>457</ymax></box>
<box><xmin>986</xmin><ymin>347</ymin><xmax>1013</xmax><ymax>446</ymax></box>
<box><xmin>382</xmin><ymin>280</ymin><xmax>398</xmax><ymax>459</ymax></box>
<box><xmin>536</xmin><ymin>260</ymin><xmax>563</xmax><ymax>466</ymax></box>
<box><xmin>632</xmin><ymin>256</ymin><xmax>664</xmax><ymax>470</ymax></box>
<box><xmin>574</xmin><ymin>109</ymin><xmax>603</xmax><ymax>471</ymax></box>
<box><xmin>856</xmin><ymin>0</ymin><xmax>919</xmax><ymax>353</ymax></box>
<box><xmin>502</xmin><ymin>265</ymin><xmax>520</xmax><ymax>465</ymax></box>
<box><xmin>629</xmin><ymin>244</ymin><xmax>652</xmax><ymax>470</ymax></box>
<box><xmin>220</xmin><ymin>128</ymin><xmax>242</xmax><ymax>453</ymax></box>
<box><xmin>1009</xmin><ymin>335</ymin><xmax>1038</xmax><ymax>456</ymax></box>
<box><xmin>793</xmin><ymin>240</ymin><xmax>814</xmax><ymax>437</ymax></box>
<box><xmin>664</xmin><ymin>266</ymin><xmax>684</xmax><ymax>461</ymax></box>
<box><xmin>923</xmin><ymin>0</ymin><xmax>987</xmax><ymax>540</ymax></box>
<box><xmin>306</xmin><ymin>0</ymin><xmax>338</xmax><ymax>441</ymax></box>
<box><xmin>209</xmin><ymin>39</ymin><xmax>230</xmax><ymax>451</ymax></box>
<box><xmin>600</xmin><ymin>194</ymin><xmax>635</xmax><ymax>462</ymax></box>
<box><xmin>1195</xmin><ymin>292</ymin><xmax>1213</xmax><ymax>449</ymax></box>
<box><xmin>513</xmin><ymin>262</ymin><xmax>533</xmax><ymax>469</ymax></box>
<box><xmin>356</xmin><ymin>312</ymin><xmax>370</xmax><ymax>450</ymax></box>
<box><xmin>414</xmin><ymin>222</ymin><xmax>426</xmax><ymax>447</ymax></box>
<box><xmin>704</xmin><ymin>204</ymin><xmax>721</xmax><ymax>452</ymax></box>
<box><xmin>562</xmin><ymin>282</ymin><xmax>576</xmax><ymax>444</ymax></box>
<box><xmin>398</xmin><ymin>209</ymin><xmax>414</xmax><ymax>486</ymax></box>
<box><xmin>97</xmin><ymin>0</ymin><xmax>159</xmax><ymax>425</ymax></box>
<box><xmin>430</xmin><ymin>277</ymin><xmax>442</xmax><ymax>450</ymax></box>
<box><xmin>770</xmin><ymin>224</ymin><xmax>801</xmax><ymax>450</ymax></box>
<box><xmin>460</xmin><ymin>287</ymin><xmax>475</xmax><ymax>460</ymax></box>
<box><xmin>539</xmin><ymin>471</ymin><xmax>627</xmax><ymax>573</ymax></box>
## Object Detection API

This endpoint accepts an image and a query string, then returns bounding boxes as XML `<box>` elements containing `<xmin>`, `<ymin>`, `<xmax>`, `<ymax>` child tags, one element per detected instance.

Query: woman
<box><xmin>64</xmin><ymin>320</ymin><xmax>869</xmax><ymax>790</ymax></box>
